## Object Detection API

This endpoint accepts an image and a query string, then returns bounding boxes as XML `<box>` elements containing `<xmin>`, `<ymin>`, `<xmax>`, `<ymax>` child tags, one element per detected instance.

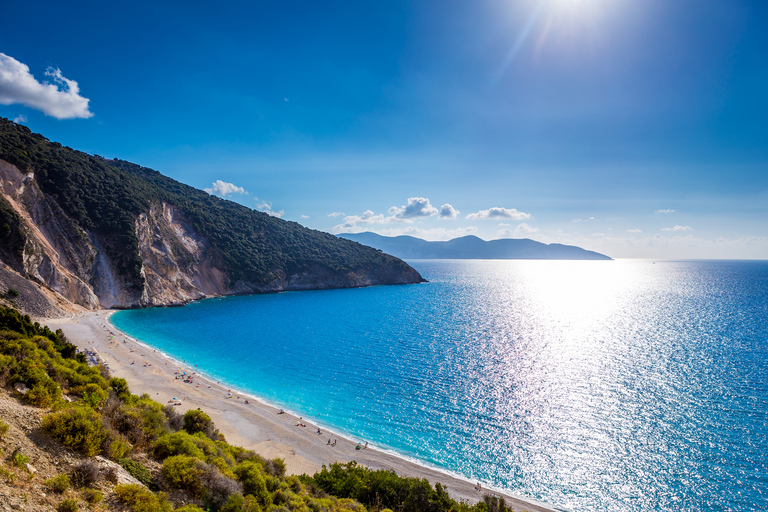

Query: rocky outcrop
<box><xmin>0</xmin><ymin>159</ymin><xmax>424</xmax><ymax>314</ymax></box>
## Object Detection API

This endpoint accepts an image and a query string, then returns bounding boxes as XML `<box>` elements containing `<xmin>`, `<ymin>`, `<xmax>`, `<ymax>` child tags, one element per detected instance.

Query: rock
<box><xmin>94</xmin><ymin>456</ymin><xmax>144</xmax><ymax>486</ymax></box>
<box><xmin>24</xmin><ymin>463</ymin><xmax>36</xmax><ymax>475</ymax></box>
<box><xmin>13</xmin><ymin>383</ymin><xmax>29</xmax><ymax>394</ymax></box>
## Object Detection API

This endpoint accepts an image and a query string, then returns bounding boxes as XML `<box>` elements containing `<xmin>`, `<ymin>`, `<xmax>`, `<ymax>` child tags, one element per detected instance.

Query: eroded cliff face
<box><xmin>0</xmin><ymin>159</ymin><xmax>233</xmax><ymax>310</ymax></box>
<box><xmin>0</xmin><ymin>160</ymin><xmax>99</xmax><ymax>310</ymax></box>
<box><xmin>135</xmin><ymin>203</ymin><xmax>229</xmax><ymax>306</ymax></box>
<box><xmin>0</xmin><ymin>158</ymin><xmax>423</xmax><ymax>315</ymax></box>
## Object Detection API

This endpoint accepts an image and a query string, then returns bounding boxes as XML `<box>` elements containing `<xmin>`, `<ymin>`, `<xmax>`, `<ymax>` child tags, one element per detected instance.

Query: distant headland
<box><xmin>340</xmin><ymin>232</ymin><xmax>612</xmax><ymax>260</ymax></box>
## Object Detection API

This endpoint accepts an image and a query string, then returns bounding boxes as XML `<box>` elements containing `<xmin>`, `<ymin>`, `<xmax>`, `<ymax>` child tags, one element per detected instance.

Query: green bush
<box><xmin>0</xmin><ymin>420</ymin><xmax>8</xmax><ymax>438</ymax></box>
<box><xmin>234</xmin><ymin>461</ymin><xmax>271</xmax><ymax>509</ymax></box>
<box><xmin>161</xmin><ymin>455</ymin><xmax>205</xmax><ymax>496</ymax></box>
<box><xmin>118</xmin><ymin>459</ymin><xmax>153</xmax><ymax>488</ymax></box>
<box><xmin>109</xmin><ymin>377</ymin><xmax>131</xmax><ymax>401</ymax></box>
<box><xmin>57</xmin><ymin>499</ymin><xmax>78</xmax><ymax>512</ymax></box>
<box><xmin>175</xmin><ymin>505</ymin><xmax>207</xmax><ymax>512</ymax></box>
<box><xmin>6</xmin><ymin>288</ymin><xmax>19</xmax><ymax>298</ymax></box>
<box><xmin>220</xmin><ymin>493</ymin><xmax>263</xmax><ymax>512</ymax></box>
<box><xmin>105</xmin><ymin>436</ymin><xmax>132</xmax><ymax>460</ymax></box>
<box><xmin>183</xmin><ymin>408</ymin><xmax>217</xmax><ymax>439</ymax></box>
<box><xmin>152</xmin><ymin>431</ymin><xmax>205</xmax><ymax>460</ymax></box>
<box><xmin>82</xmin><ymin>383</ymin><xmax>108</xmax><ymax>408</ymax></box>
<box><xmin>81</xmin><ymin>488</ymin><xmax>103</xmax><ymax>504</ymax></box>
<box><xmin>45</xmin><ymin>473</ymin><xmax>71</xmax><ymax>494</ymax></box>
<box><xmin>42</xmin><ymin>406</ymin><xmax>106</xmax><ymax>456</ymax></box>
<box><xmin>13</xmin><ymin>451</ymin><xmax>29</xmax><ymax>468</ymax></box>
<box><xmin>113</xmin><ymin>484</ymin><xmax>174</xmax><ymax>512</ymax></box>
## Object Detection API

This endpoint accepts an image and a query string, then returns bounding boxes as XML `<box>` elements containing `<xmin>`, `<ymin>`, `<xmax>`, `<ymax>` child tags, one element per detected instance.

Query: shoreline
<box><xmin>46</xmin><ymin>309</ymin><xmax>561</xmax><ymax>512</ymax></box>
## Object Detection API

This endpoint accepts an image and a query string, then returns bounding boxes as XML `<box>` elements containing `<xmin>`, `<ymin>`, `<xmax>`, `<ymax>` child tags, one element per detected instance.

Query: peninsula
<box><xmin>339</xmin><ymin>232</ymin><xmax>611</xmax><ymax>261</ymax></box>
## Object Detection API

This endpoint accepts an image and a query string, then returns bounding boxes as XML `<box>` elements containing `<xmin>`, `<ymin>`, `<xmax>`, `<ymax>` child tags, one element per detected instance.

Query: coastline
<box><xmin>46</xmin><ymin>310</ymin><xmax>560</xmax><ymax>512</ymax></box>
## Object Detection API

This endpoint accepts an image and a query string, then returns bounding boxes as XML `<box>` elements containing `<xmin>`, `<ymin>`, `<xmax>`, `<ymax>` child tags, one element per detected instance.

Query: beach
<box><xmin>46</xmin><ymin>310</ymin><xmax>559</xmax><ymax>512</ymax></box>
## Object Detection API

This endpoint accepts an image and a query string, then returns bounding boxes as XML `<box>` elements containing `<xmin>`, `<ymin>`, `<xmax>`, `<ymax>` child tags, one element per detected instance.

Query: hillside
<box><xmin>339</xmin><ymin>232</ymin><xmax>612</xmax><ymax>260</ymax></box>
<box><xmin>0</xmin><ymin>306</ymin><xmax>521</xmax><ymax>512</ymax></box>
<box><xmin>0</xmin><ymin>118</ymin><xmax>424</xmax><ymax>312</ymax></box>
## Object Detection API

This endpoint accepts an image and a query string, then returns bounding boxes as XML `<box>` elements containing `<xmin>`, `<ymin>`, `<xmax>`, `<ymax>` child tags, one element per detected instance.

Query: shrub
<box><xmin>182</xmin><ymin>408</ymin><xmax>218</xmax><ymax>439</ymax></box>
<box><xmin>118</xmin><ymin>459</ymin><xmax>153</xmax><ymax>488</ymax></box>
<box><xmin>45</xmin><ymin>473</ymin><xmax>71</xmax><ymax>494</ymax></box>
<box><xmin>263</xmin><ymin>457</ymin><xmax>286</xmax><ymax>478</ymax></box>
<box><xmin>152</xmin><ymin>431</ymin><xmax>205</xmax><ymax>460</ymax></box>
<box><xmin>113</xmin><ymin>483</ymin><xmax>174</xmax><ymax>512</ymax></box>
<box><xmin>6</xmin><ymin>288</ymin><xmax>19</xmax><ymax>298</ymax></box>
<box><xmin>109</xmin><ymin>377</ymin><xmax>131</xmax><ymax>401</ymax></box>
<box><xmin>175</xmin><ymin>506</ymin><xmax>207</xmax><ymax>512</ymax></box>
<box><xmin>70</xmin><ymin>460</ymin><xmax>101</xmax><ymax>488</ymax></box>
<box><xmin>57</xmin><ymin>499</ymin><xmax>78</xmax><ymax>512</ymax></box>
<box><xmin>103</xmin><ymin>433</ymin><xmax>132</xmax><ymax>460</ymax></box>
<box><xmin>13</xmin><ymin>451</ymin><xmax>29</xmax><ymax>468</ymax></box>
<box><xmin>42</xmin><ymin>406</ymin><xmax>106</xmax><ymax>456</ymax></box>
<box><xmin>234</xmin><ymin>461</ymin><xmax>271</xmax><ymax>509</ymax></box>
<box><xmin>82</xmin><ymin>383</ymin><xmax>108</xmax><ymax>408</ymax></box>
<box><xmin>111</xmin><ymin>398</ymin><xmax>170</xmax><ymax>449</ymax></box>
<box><xmin>81</xmin><ymin>488</ymin><xmax>103</xmax><ymax>504</ymax></box>
<box><xmin>0</xmin><ymin>420</ymin><xmax>8</xmax><ymax>439</ymax></box>
<box><xmin>162</xmin><ymin>404</ymin><xmax>183</xmax><ymax>431</ymax></box>
<box><xmin>161</xmin><ymin>455</ymin><xmax>205</xmax><ymax>496</ymax></box>
<box><xmin>220</xmin><ymin>493</ymin><xmax>263</xmax><ymax>512</ymax></box>
<box><xmin>200</xmin><ymin>464</ymin><xmax>242</xmax><ymax>509</ymax></box>
<box><xmin>25</xmin><ymin>382</ymin><xmax>58</xmax><ymax>407</ymax></box>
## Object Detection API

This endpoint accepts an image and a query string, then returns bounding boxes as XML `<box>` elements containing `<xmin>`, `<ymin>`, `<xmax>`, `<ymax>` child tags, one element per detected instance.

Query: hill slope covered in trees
<box><xmin>0</xmin><ymin>118</ymin><xmax>423</xmax><ymax>311</ymax></box>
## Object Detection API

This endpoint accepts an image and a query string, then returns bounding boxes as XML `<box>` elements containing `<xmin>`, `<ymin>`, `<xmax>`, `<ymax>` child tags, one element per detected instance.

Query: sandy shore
<box><xmin>46</xmin><ymin>310</ymin><xmax>561</xmax><ymax>512</ymax></box>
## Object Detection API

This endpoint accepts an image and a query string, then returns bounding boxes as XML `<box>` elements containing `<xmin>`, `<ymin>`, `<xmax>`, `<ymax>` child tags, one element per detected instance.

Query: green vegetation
<box><xmin>0</xmin><ymin>117</ymin><xmax>419</xmax><ymax>291</ymax></box>
<box><xmin>0</xmin><ymin>304</ymin><xmax>513</xmax><ymax>511</ymax></box>
<box><xmin>42</xmin><ymin>406</ymin><xmax>107</xmax><ymax>456</ymax></box>
<box><xmin>119</xmin><ymin>458</ymin><xmax>154</xmax><ymax>488</ymax></box>
<box><xmin>57</xmin><ymin>499</ymin><xmax>79</xmax><ymax>512</ymax></box>
<box><xmin>12</xmin><ymin>451</ymin><xmax>29</xmax><ymax>468</ymax></box>
<box><xmin>81</xmin><ymin>487</ymin><xmax>103</xmax><ymax>504</ymax></box>
<box><xmin>45</xmin><ymin>473</ymin><xmax>71</xmax><ymax>494</ymax></box>
<box><xmin>0</xmin><ymin>419</ymin><xmax>8</xmax><ymax>438</ymax></box>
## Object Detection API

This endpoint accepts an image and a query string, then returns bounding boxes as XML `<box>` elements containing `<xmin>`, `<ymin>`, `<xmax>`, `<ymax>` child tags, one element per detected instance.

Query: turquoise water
<box><xmin>111</xmin><ymin>260</ymin><xmax>768</xmax><ymax>511</ymax></box>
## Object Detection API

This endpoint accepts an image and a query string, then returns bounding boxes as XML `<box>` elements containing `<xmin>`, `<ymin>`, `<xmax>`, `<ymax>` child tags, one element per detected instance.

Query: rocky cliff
<box><xmin>0</xmin><ymin>119</ymin><xmax>424</xmax><ymax>314</ymax></box>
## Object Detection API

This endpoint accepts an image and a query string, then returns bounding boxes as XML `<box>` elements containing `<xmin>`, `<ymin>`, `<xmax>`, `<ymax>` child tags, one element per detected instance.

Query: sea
<box><xmin>110</xmin><ymin>259</ymin><xmax>768</xmax><ymax>512</ymax></box>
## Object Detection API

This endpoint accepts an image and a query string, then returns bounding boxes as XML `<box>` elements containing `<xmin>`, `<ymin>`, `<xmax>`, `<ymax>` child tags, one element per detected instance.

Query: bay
<box><xmin>111</xmin><ymin>259</ymin><xmax>768</xmax><ymax>511</ymax></box>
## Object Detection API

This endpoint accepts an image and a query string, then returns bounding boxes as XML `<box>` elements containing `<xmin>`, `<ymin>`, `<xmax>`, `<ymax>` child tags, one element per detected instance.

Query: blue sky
<box><xmin>1</xmin><ymin>0</ymin><xmax>766</xmax><ymax>258</ymax></box>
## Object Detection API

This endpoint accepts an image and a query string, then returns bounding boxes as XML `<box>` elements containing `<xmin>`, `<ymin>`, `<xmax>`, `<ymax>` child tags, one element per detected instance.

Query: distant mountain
<box><xmin>339</xmin><ymin>232</ymin><xmax>612</xmax><ymax>261</ymax></box>
<box><xmin>0</xmin><ymin>118</ymin><xmax>424</xmax><ymax>314</ymax></box>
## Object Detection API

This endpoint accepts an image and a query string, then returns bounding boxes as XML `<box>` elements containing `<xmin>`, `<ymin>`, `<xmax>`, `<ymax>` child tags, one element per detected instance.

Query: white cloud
<box><xmin>347</xmin><ymin>225</ymin><xmax>479</xmax><ymax>240</ymax></box>
<box><xmin>12</xmin><ymin>114</ymin><xmax>26</xmax><ymax>124</ymax></box>
<box><xmin>332</xmin><ymin>210</ymin><xmax>390</xmax><ymax>233</ymax></box>
<box><xmin>656</xmin><ymin>209</ymin><xmax>677</xmax><ymax>214</ymax></box>
<box><xmin>572</xmin><ymin>216</ymin><xmax>595</xmax><ymax>223</ymax></box>
<box><xmin>257</xmin><ymin>202</ymin><xmax>284</xmax><ymax>218</ymax></box>
<box><xmin>439</xmin><ymin>203</ymin><xmax>460</xmax><ymax>219</ymax></box>
<box><xmin>300</xmin><ymin>214</ymin><xmax>310</xmax><ymax>219</ymax></box>
<box><xmin>328</xmin><ymin>211</ymin><xmax>345</xmax><ymax>218</ymax></box>
<box><xmin>0</xmin><ymin>53</ymin><xmax>93</xmax><ymax>119</ymax></box>
<box><xmin>626</xmin><ymin>228</ymin><xmax>643</xmax><ymax>233</ymax></box>
<box><xmin>466</xmin><ymin>207</ymin><xmax>531</xmax><ymax>220</ymax></box>
<box><xmin>204</xmin><ymin>180</ymin><xmax>247</xmax><ymax>196</ymax></box>
<box><xmin>388</xmin><ymin>197</ymin><xmax>438</xmax><ymax>219</ymax></box>
<box><xmin>661</xmin><ymin>225</ymin><xmax>693</xmax><ymax>231</ymax></box>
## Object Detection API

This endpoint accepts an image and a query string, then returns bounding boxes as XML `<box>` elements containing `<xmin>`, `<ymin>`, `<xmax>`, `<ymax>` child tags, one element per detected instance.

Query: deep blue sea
<box><xmin>111</xmin><ymin>260</ymin><xmax>768</xmax><ymax>511</ymax></box>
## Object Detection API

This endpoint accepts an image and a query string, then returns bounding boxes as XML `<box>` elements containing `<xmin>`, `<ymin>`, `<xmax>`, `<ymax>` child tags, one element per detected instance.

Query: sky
<box><xmin>1</xmin><ymin>0</ymin><xmax>767</xmax><ymax>259</ymax></box>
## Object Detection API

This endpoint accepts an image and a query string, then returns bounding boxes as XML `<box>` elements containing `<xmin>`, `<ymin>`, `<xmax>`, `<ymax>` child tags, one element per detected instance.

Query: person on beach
<box><xmin>317</xmin><ymin>428</ymin><xmax>321</xmax><ymax>434</ymax></box>
<box><xmin>327</xmin><ymin>438</ymin><xmax>331</xmax><ymax>445</ymax></box>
